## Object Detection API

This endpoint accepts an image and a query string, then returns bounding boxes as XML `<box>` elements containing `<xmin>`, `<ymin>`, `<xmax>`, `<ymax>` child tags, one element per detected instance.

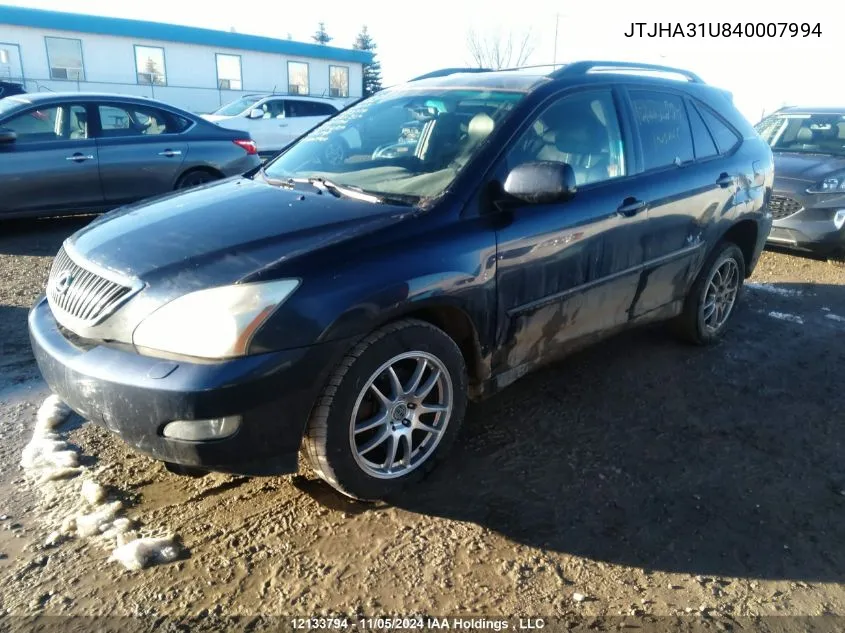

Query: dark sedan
<box><xmin>755</xmin><ymin>107</ymin><xmax>845</xmax><ymax>261</ymax></box>
<box><xmin>0</xmin><ymin>92</ymin><xmax>261</xmax><ymax>219</ymax></box>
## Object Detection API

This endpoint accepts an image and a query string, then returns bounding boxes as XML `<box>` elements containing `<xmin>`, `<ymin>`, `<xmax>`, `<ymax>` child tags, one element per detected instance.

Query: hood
<box><xmin>68</xmin><ymin>177</ymin><xmax>414</xmax><ymax>284</ymax></box>
<box><xmin>772</xmin><ymin>152</ymin><xmax>845</xmax><ymax>183</ymax></box>
<box><xmin>199</xmin><ymin>113</ymin><xmax>231</xmax><ymax>123</ymax></box>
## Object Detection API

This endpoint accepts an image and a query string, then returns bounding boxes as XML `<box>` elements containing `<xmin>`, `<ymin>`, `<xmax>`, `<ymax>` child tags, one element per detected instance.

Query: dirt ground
<box><xmin>0</xmin><ymin>216</ymin><xmax>843</xmax><ymax>631</ymax></box>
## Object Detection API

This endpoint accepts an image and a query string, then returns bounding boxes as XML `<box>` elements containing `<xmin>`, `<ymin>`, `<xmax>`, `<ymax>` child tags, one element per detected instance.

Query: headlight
<box><xmin>807</xmin><ymin>174</ymin><xmax>845</xmax><ymax>194</ymax></box>
<box><xmin>132</xmin><ymin>279</ymin><xmax>300</xmax><ymax>359</ymax></box>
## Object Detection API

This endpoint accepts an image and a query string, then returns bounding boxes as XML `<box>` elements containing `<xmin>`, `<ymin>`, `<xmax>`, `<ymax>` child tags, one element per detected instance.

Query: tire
<box><xmin>175</xmin><ymin>169</ymin><xmax>219</xmax><ymax>190</ymax></box>
<box><xmin>827</xmin><ymin>250</ymin><xmax>845</xmax><ymax>268</ymax></box>
<box><xmin>673</xmin><ymin>242</ymin><xmax>746</xmax><ymax>345</ymax></box>
<box><xmin>304</xmin><ymin>319</ymin><xmax>468</xmax><ymax>501</ymax></box>
<box><xmin>321</xmin><ymin>136</ymin><xmax>349</xmax><ymax>167</ymax></box>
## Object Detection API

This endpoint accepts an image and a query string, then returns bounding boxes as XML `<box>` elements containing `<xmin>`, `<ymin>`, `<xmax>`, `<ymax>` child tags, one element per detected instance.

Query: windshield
<box><xmin>261</xmin><ymin>86</ymin><xmax>527</xmax><ymax>202</ymax></box>
<box><xmin>213</xmin><ymin>95</ymin><xmax>263</xmax><ymax>116</ymax></box>
<box><xmin>756</xmin><ymin>113</ymin><xmax>845</xmax><ymax>157</ymax></box>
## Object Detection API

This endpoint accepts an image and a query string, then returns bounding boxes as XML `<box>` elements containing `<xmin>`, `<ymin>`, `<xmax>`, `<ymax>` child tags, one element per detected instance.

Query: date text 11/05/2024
<box><xmin>624</xmin><ymin>22</ymin><xmax>822</xmax><ymax>38</ymax></box>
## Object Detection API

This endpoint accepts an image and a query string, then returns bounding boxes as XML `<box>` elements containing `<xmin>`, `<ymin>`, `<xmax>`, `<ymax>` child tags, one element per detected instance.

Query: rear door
<box><xmin>621</xmin><ymin>88</ymin><xmax>735</xmax><ymax>317</ymax></box>
<box><xmin>93</xmin><ymin>102</ymin><xmax>189</xmax><ymax>204</ymax></box>
<box><xmin>493</xmin><ymin>87</ymin><xmax>653</xmax><ymax>373</ymax></box>
<box><xmin>0</xmin><ymin>101</ymin><xmax>103</xmax><ymax>216</ymax></box>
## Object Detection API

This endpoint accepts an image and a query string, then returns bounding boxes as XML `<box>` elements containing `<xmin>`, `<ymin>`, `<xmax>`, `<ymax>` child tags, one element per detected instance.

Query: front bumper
<box><xmin>28</xmin><ymin>296</ymin><xmax>349</xmax><ymax>475</ymax></box>
<box><xmin>766</xmin><ymin>189</ymin><xmax>845</xmax><ymax>255</ymax></box>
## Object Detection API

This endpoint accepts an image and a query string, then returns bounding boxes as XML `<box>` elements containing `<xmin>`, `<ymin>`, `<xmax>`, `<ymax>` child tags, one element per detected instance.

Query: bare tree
<box><xmin>466</xmin><ymin>27</ymin><xmax>535</xmax><ymax>69</ymax></box>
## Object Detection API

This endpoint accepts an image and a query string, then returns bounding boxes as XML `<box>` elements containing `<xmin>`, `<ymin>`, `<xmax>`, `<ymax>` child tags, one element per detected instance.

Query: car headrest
<box><xmin>796</xmin><ymin>127</ymin><xmax>813</xmax><ymax>142</ymax></box>
<box><xmin>467</xmin><ymin>112</ymin><xmax>495</xmax><ymax>141</ymax></box>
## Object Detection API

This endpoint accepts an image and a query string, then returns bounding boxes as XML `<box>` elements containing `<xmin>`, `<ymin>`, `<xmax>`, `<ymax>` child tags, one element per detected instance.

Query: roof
<box><xmin>0</xmin><ymin>5</ymin><xmax>374</xmax><ymax>65</ymax></box>
<box><xmin>399</xmin><ymin>71</ymin><xmax>551</xmax><ymax>92</ymax></box>
<box><xmin>0</xmin><ymin>92</ymin><xmax>200</xmax><ymax>114</ymax></box>
<box><xmin>775</xmin><ymin>106</ymin><xmax>845</xmax><ymax>115</ymax></box>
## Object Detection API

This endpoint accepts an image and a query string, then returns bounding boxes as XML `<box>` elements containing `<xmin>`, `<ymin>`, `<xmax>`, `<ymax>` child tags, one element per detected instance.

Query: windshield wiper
<box><xmin>258</xmin><ymin>167</ymin><xmax>295</xmax><ymax>189</ymax></box>
<box><xmin>292</xmin><ymin>177</ymin><xmax>384</xmax><ymax>204</ymax></box>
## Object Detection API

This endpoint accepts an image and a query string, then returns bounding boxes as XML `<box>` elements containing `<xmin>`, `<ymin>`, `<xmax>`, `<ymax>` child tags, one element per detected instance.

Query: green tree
<box><xmin>353</xmin><ymin>25</ymin><xmax>383</xmax><ymax>97</ymax></box>
<box><xmin>312</xmin><ymin>22</ymin><xmax>332</xmax><ymax>45</ymax></box>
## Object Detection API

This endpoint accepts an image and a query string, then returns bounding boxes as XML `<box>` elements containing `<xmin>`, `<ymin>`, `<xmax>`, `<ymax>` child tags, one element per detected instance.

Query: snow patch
<box><xmin>825</xmin><ymin>313</ymin><xmax>845</xmax><ymax>323</ymax></box>
<box><xmin>20</xmin><ymin>394</ymin><xmax>183</xmax><ymax>572</ymax></box>
<box><xmin>746</xmin><ymin>283</ymin><xmax>803</xmax><ymax>297</ymax></box>
<box><xmin>81</xmin><ymin>479</ymin><xmax>107</xmax><ymax>505</ymax></box>
<box><xmin>109</xmin><ymin>536</ymin><xmax>180</xmax><ymax>571</ymax></box>
<box><xmin>768</xmin><ymin>311</ymin><xmax>804</xmax><ymax>324</ymax></box>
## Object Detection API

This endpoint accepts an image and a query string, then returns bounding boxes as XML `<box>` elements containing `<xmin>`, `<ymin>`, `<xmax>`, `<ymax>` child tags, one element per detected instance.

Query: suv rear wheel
<box><xmin>304</xmin><ymin>319</ymin><xmax>467</xmax><ymax>500</ymax></box>
<box><xmin>674</xmin><ymin>242</ymin><xmax>746</xmax><ymax>345</ymax></box>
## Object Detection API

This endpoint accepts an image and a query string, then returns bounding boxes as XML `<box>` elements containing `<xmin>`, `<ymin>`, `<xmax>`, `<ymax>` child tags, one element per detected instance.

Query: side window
<box><xmin>505</xmin><ymin>90</ymin><xmax>626</xmax><ymax>187</ymax></box>
<box><xmin>98</xmin><ymin>104</ymin><xmax>179</xmax><ymax>136</ymax></box>
<box><xmin>3</xmin><ymin>104</ymin><xmax>88</xmax><ymax>142</ymax></box>
<box><xmin>285</xmin><ymin>101</ymin><xmax>337</xmax><ymax>118</ymax></box>
<box><xmin>696</xmin><ymin>103</ymin><xmax>742</xmax><ymax>154</ymax></box>
<box><xmin>629</xmin><ymin>90</ymin><xmax>694</xmax><ymax>171</ymax></box>
<box><xmin>685</xmin><ymin>100</ymin><xmax>718</xmax><ymax>160</ymax></box>
<box><xmin>261</xmin><ymin>100</ymin><xmax>286</xmax><ymax>119</ymax></box>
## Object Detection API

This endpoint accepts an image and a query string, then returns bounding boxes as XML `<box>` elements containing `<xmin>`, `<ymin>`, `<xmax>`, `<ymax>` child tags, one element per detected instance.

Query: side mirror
<box><xmin>503</xmin><ymin>161</ymin><xmax>577</xmax><ymax>205</ymax></box>
<box><xmin>0</xmin><ymin>128</ymin><xmax>17</xmax><ymax>144</ymax></box>
<box><xmin>248</xmin><ymin>108</ymin><xmax>264</xmax><ymax>119</ymax></box>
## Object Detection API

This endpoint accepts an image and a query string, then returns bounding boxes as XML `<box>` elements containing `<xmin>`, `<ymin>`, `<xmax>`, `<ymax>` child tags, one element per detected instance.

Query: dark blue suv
<box><xmin>29</xmin><ymin>61</ymin><xmax>774</xmax><ymax>500</ymax></box>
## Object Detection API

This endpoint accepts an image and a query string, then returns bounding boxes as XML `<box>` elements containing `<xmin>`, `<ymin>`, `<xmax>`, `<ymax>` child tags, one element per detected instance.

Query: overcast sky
<box><xmin>5</xmin><ymin>0</ymin><xmax>841</xmax><ymax>122</ymax></box>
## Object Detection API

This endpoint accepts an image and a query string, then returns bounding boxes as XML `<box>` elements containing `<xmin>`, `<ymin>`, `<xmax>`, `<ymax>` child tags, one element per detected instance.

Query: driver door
<box><xmin>492</xmin><ymin>88</ymin><xmax>651</xmax><ymax>374</ymax></box>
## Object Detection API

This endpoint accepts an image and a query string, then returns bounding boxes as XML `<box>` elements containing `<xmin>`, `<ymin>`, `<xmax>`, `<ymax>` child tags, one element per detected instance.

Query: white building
<box><xmin>0</xmin><ymin>5</ymin><xmax>372</xmax><ymax>113</ymax></box>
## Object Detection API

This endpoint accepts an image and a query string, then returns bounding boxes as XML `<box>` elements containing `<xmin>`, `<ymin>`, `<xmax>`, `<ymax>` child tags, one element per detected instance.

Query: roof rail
<box><xmin>551</xmin><ymin>61</ymin><xmax>704</xmax><ymax>83</ymax></box>
<box><xmin>408</xmin><ymin>67</ymin><xmax>493</xmax><ymax>82</ymax></box>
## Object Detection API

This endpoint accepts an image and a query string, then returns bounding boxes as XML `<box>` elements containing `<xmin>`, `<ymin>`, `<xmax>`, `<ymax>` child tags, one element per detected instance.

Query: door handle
<box><xmin>716</xmin><ymin>172</ymin><xmax>734</xmax><ymax>188</ymax></box>
<box><xmin>65</xmin><ymin>153</ymin><xmax>94</xmax><ymax>162</ymax></box>
<box><xmin>157</xmin><ymin>150</ymin><xmax>182</xmax><ymax>157</ymax></box>
<box><xmin>278</xmin><ymin>123</ymin><xmax>288</xmax><ymax>128</ymax></box>
<box><xmin>617</xmin><ymin>198</ymin><xmax>647</xmax><ymax>217</ymax></box>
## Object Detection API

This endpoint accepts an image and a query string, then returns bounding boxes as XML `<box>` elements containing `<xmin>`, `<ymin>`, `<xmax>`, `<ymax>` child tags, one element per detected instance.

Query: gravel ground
<box><xmin>0</xmin><ymin>217</ymin><xmax>843</xmax><ymax>630</ymax></box>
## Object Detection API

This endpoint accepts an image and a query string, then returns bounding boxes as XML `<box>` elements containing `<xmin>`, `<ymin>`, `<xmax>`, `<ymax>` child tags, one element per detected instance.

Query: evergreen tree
<box><xmin>353</xmin><ymin>25</ymin><xmax>383</xmax><ymax>96</ymax></box>
<box><xmin>312</xmin><ymin>22</ymin><xmax>332</xmax><ymax>45</ymax></box>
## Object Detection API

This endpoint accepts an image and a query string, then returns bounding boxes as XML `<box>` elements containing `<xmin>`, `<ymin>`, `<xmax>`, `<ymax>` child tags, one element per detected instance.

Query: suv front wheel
<box><xmin>674</xmin><ymin>242</ymin><xmax>746</xmax><ymax>345</ymax></box>
<box><xmin>304</xmin><ymin>319</ymin><xmax>468</xmax><ymax>500</ymax></box>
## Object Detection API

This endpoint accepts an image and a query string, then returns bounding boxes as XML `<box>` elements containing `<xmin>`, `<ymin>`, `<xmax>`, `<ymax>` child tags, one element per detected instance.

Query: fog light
<box><xmin>162</xmin><ymin>416</ymin><xmax>241</xmax><ymax>441</ymax></box>
<box><xmin>834</xmin><ymin>210</ymin><xmax>845</xmax><ymax>230</ymax></box>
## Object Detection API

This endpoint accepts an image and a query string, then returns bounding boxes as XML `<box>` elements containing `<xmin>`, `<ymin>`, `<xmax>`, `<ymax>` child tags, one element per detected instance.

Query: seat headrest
<box><xmin>467</xmin><ymin>112</ymin><xmax>495</xmax><ymax>141</ymax></box>
<box><xmin>796</xmin><ymin>127</ymin><xmax>813</xmax><ymax>142</ymax></box>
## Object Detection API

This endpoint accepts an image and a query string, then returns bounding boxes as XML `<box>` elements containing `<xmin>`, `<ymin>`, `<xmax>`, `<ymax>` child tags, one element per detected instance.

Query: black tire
<box><xmin>827</xmin><ymin>250</ymin><xmax>845</xmax><ymax>268</ymax></box>
<box><xmin>304</xmin><ymin>319</ymin><xmax>468</xmax><ymax>501</ymax></box>
<box><xmin>175</xmin><ymin>169</ymin><xmax>219</xmax><ymax>190</ymax></box>
<box><xmin>321</xmin><ymin>136</ymin><xmax>349</xmax><ymax>167</ymax></box>
<box><xmin>673</xmin><ymin>242</ymin><xmax>746</xmax><ymax>345</ymax></box>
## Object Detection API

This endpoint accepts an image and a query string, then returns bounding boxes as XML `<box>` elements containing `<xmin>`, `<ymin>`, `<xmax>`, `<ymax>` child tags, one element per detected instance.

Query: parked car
<box><xmin>755</xmin><ymin>107</ymin><xmax>845</xmax><ymax>262</ymax></box>
<box><xmin>0</xmin><ymin>92</ymin><xmax>260</xmax><ymax>219</ymax></box>
<box><xmin>30</xmin><ymin>61</ymin><xmax>773</xmax><ymax>501</ymax></box>
<box><xmin>201</xmin><ymin>93</ymin><xmax>355</xmax><ymax>159</ymax></box>
<box><xmin>0</xmin><ymin>80</ymin><xmax>26</xmax><ymax>99</ymax></box>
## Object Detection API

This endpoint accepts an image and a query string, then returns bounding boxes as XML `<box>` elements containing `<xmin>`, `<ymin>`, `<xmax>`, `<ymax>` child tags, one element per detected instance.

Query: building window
<box><xmin>329</xmin><ymin>65</ymin><xmax>349</xmax><ymax>98</ymax></box>
<box><xmin>135</xmin><ymin>45</ymin><xmax>167</xmax><ymax>85</ymax></box>
<box><xmin>216</xmin><ymin>54</ymin><xmax>242</xmax><ymax>90</ymax></box>
<box><xmin>288</xmin><ymin>61</ymin><xmax>309</xmax><ymax>95</ymax></box>
<box><xmin>45</xmin><ymin>37</ymin><xmax>85</xmax><ymax>81</ymax></box>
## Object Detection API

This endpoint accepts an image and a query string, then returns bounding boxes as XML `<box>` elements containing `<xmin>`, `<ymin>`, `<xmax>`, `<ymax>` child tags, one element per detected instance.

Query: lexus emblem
<box><xmin>53</xmin><ymin>270</ymin><xmax>74</xmax><ymax>296</ymax></box>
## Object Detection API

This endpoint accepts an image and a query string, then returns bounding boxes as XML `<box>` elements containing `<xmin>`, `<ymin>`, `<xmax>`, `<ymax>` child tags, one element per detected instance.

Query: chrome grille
<box><xmin>47</xmin><ymin>246</ymin><xmax>134</xmax><ymax>325</ymax></box>
<box><xmin>769</xmin><ymin>195</ymin><xmax>803</xmax><ymax>221</ymax></box>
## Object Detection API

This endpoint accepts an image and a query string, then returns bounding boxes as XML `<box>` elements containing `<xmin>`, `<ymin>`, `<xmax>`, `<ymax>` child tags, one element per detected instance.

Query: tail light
<box><xmin>233</xmin><ymin>139</ymin><xmax>258</xmax><ymax>155</ymax></box>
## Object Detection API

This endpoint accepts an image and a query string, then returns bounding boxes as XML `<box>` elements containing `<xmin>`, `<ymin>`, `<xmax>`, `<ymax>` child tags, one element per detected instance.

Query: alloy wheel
<box><xmin>349</xmin><ymin>351</ymin><xmax>453</xmax><ymax>479</ymax></box>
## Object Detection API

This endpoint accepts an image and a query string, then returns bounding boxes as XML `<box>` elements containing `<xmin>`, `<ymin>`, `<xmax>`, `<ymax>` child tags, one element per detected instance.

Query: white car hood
<box><xmin>200</xmin><ymin>113</ymin><xmax>232</xmax><ymax>123</ymax></box>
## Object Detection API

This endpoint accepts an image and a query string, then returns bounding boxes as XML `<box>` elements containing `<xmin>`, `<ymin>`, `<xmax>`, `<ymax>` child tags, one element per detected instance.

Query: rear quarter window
<box><xmin>695</xmin><ymin>101</ymin><xmax>742</xmax><ymax>154</ymax></box>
